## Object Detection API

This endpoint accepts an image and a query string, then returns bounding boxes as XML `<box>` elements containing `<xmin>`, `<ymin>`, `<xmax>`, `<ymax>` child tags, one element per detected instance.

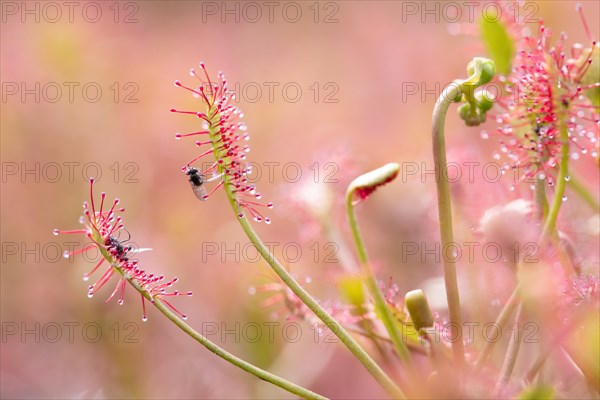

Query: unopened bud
<box><xmin>347</xmin><ymin>163</ymin><xmax>400</xmax><ymax>202</ymax></box>
<box><xmin>467</xmin><ymin>57</ymin><xmax>496</xmax><ymax>86</ymax></box>
<box><xmin>475</xmin><ymin>90</ymin><xmax>495</xmax><ymax>112</ymax></box>
<box><xmin>405</xmin><ymin>289</ymin><xmax>434</xmax><ymax>331</ymax></box>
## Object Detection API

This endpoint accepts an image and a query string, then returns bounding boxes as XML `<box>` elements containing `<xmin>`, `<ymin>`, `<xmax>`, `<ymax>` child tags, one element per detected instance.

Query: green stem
<box><xmin>431</xmin><ymin>83</ymin><xmax>466</xmax><ymax>368</ymax></box>
<box><xmin>233</xmin><ymin>211</ymin><xmax>405</xmax><ymax>399</ymax></box>
<box><xmin>474</xmin><ymin>285</ymin><xmax>520</xmax><ymax>368</ymax></box>
<box><xmin>94</xmin><ymin>241</ymin><xmax>326</xmax><ymax>400</ymax></box>
<box><xmin>346</xmin><ymin>195</ymin><xmax>413</xmax><ymax>365</ymax></box>
<box><xmin>568</xmin><ymin>173</ymin><xmax>600</xmax><ymax>211</ymax></box>
<box><xmin>495</xmin><ymin>302</ymin><xmax>524</xmax><ymax>390</ymax></box>
<box><xmin>534</xmin><ymin>177</ymin><xmax>549</xmax><ymax>221</ymax></box>
<box><xmin>541</xmin><ymin>121</ymin><xmax>569</xmax><ymax>239</ymax></box>
<box><xmin>134</xmin><ymin>280</ymin><xmax>327</xmax><ymax>400</ymax></box>
<box><xmin>206</xmin><ymin>109</ymin><xmax>405</xmax><ymax>399</ymax></box>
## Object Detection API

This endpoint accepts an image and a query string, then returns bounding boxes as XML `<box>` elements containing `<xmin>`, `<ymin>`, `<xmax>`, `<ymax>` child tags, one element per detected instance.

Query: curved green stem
<box><xmin>204</xmin><ymin>109</ymin><xmax>404</xmax><ymax>399</ymax></box>
<box><xmin>93</xmin><ymin>240</ymin><xmax>326</xmax><ymax>400</ymax></box>
<box><xmin>346</xmin><ymin>194</ymin><xmax>413</xmax><ymax>365</ymax></box>
<box><xmin>232</xmin><ymin>210</ymin><xmax>405</xmax><ymax>399</ymax></box>
<box><xmin>429</xmin><ymin>59</ymin><xmax>495</xmax><ymax>369</ymax></box>
<box><xmin>431</xmin><ymin>83</ymin><xmax>466</xmax><ymax>368</ymax></box>
<box><xmin>534</xmin><ymin>177</ymin><xmax>549</xmax><ymax>221</ymax></box>
<box><xmin>133</xmin><ymin>279</ymin><xmax>327</xmax><ymax>400</ymax></box>
<box><xmin>541</xmin><ymin>121</ymin><xmax>569</xmax><ymax>239</ymax></box>
<box><xmin>495</xmin><ymin>302</ymin><xmax>524</xmax><ymax>390</ymax></box>
<box><xmin>474</xmin><ymin>285</ymin><xmax>520</xmax><ymax>368</ymax></box>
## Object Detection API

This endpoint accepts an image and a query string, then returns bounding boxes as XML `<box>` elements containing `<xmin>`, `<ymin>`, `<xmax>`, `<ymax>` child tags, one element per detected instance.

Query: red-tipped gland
<box><xmin>173</xmin><ymin>64</ymin><xmax>273</xmax><ymax>223</ymax></box>
<box><xmin>55</xmin><ymin>181</ymin><xmax>192</xmax><ymax>320</ymax></box>
<box><xmin>488</xmin><ymin>9</ymin><xmax>599</xmax><ymax>181</ymax></box>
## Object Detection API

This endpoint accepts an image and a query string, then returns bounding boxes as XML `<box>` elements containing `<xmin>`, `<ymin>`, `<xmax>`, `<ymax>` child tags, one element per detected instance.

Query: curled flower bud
<box><xmin>466</xmin><ymin>57</ymin><xmax>496</xmax><ymax>86</ymax></box>
<box><xmin>458</xmin><ymin>102</ymin><xmax>486</xmax><ymax>127</ymax></box>
<box><xmin>346</xmin><ymin>163</ymin><xmax>400</xmax><ymax>204</ymax></box>
<box><xmin>475</xmin><ymin>90</ymin><xmax>495</xmax><ymax>113</ymax></box>
<box><xmin>454</xmin><ymin>58</ymin><xmax>496</xmax><ymax>127</ymax></box>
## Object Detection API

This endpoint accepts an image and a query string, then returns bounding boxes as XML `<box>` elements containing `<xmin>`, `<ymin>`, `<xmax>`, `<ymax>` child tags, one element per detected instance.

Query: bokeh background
<box><xmin>1</xmin><ymin>1</ymin><xmax>598</xmax><ymax>399</ymax></box>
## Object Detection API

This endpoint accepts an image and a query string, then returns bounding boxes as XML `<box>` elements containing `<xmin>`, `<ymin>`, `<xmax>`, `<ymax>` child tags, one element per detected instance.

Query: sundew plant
<box><xmin>53</xmin><ymin>3</ymin><xmax>599</xmax><ymax>399</ymax></box>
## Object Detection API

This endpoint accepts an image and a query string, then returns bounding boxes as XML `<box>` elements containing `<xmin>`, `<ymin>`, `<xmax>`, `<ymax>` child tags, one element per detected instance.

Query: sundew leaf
<box><xmin>517</xmin><ymin>385</ymin><xmax>554</xmax><ymax>400</ymax></box>
<box><xmin>480</xmin><ymin>16</ymin><xmax>515</xmax><ymax>76</ymax></box>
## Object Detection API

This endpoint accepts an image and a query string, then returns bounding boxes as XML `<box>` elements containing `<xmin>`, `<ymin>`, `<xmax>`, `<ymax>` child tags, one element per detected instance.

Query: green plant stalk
<box><xmin>232</xmin><ymin>209</ymin><xmax>405</xmax><ymax>399</ymax></box>
<box><xmin>232</xmin><ymin>210</ymin><xmax>405</xmax><ymax>399</ymax></box>
<box><xmin>495</xmin><ymin>302</ymin><xmax>524</xmax><ymax>390</ymax></box>
<box><xmin>568</xmin><ymin>173</ymin><xmax>600</xmax><ymax>211</ymax></box>
<box><xmin>478</xmin><ymin>120</ymin><xmax>572</xmax><ymax>372</ymax></box>
<box><xmin>474</xmin><ymin>285</ymin><xmax>519</xmax><ymax>368</ymax></box>
<box><xmin>206</xmin><ymin>114</ymin><xmax>405</xmax><ymax>399</ymax></box>
<box><xmin>541</xmin><ymin>121</ymin><xmax>569</xmax><ymax>239</ymax></box>
<box><xmin>534</xmin><ymin>176</ymin><xmax>549</xmax><ymax>221</ymax></box>
<box><xmin>431</xmin><ymin>83</ymin><xmax>466</xmax><ymax>368</ymax></box>
<box><xmin>91</xmin><ymin>235</ymin><xmax>326</xmax><ymax>400</ymax></box>
<box><xmin>346</xmin><ymin>195</ymin><xmax>413</xmax><ymax>365</ymax></box>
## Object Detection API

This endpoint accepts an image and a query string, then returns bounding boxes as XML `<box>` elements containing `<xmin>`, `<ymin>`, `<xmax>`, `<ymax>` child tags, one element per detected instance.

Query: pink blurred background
<box><xmin>1</xmin><ymin>1</ymin><xmax>598</xmax><ymax>398</ymax></box>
